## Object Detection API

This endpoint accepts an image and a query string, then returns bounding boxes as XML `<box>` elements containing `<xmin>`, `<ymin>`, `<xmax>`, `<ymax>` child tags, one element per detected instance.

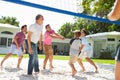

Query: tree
<box><xmin>0</xmin><ymin>16</ymin><xmax>19</xmax><ymax>27</ymax></box>
<box><xmin>82</xmin><ymin>0</ymin><xmax>115</xmax><ymax>17</ymax></box>
<box><xmin>58</xmin><ymin>0</ymin><xmax>120</xmax><ymax>38</ymax></box>
<box><xmin>58</xmin><ymin>22</ymin><xmax>74</xmax><ymax>38</ymax></box>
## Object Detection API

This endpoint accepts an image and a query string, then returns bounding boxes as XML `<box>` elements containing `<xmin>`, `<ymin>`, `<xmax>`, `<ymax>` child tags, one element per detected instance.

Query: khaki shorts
<box><xmin>69</xmin><ymin>56</ymin><xmax>78</xmax><ymax>64</ymax></box>
<box><xmin>43</xmin><ymin>45</ymin><xmax>53</xmax><ymax>55</ymax></box>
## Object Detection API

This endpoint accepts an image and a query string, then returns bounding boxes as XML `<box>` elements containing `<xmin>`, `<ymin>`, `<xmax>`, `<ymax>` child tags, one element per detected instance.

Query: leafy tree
<box><xmin>58</xmin><ymin>22</ymin><xmax>74</xmax><ymax>38</ymax></box>
<box><xmin>82</xmin><ymin>0</ymin><xmax>115</xmax><ymax>17</ymax></box>
<box><xmin>0</xmin><ymin>16</ymin><xmax>19</xmax><ymax>27</ymax></box>
<box><xmin>58</xmin><ymin>0</ymin><xmax>120</xmax><ymax>38</ymax></box>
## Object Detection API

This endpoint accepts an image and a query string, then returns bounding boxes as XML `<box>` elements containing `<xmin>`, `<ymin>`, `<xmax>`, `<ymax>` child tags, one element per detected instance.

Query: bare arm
<box><xmin>13</xmin><ymin>35</ymin><xmax>19</xmax><ymax>48</ymax></box>
<box><xmin>53</xmin><ymin>33</ymin><xmax>65</xmax><ymax>40</ymax></box>
<box><xmin>27</xmin><ymin>31</ymin><xmax>33</xmax><ymax>54</ymax></box>
<box><xmin>108</xmin><ymin>0</ymin><xmax>120</xmax><ymax>21</ymax></box>
<box><xmin>79</xmin><ymin>44</ymin><xmax>84</xmax><ymax>52</ymax></box>
<box><xmin>39</xmin><ymin>32</ymin><xmax>42</xmax><ymax>50</ymax></box>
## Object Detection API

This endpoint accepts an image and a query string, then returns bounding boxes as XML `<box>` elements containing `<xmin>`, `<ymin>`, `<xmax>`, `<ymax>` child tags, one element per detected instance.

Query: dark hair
<box><xmin>21</xmin><ymin>25</ymin><xmax>27</xmax><ymax>30</ymax></box>
<box><xmin>45</xmin><ymin>24</ymin><xmax>50</xmax><ymax>29</ymax></box>
<box><xmin>36</xmin><ymin>14</ymin><xmax>43</xmax><ymax>20</ymax></box>
<box><xmin>82</xmin><ymin>29</ymin><xmax>87</xmax><ymax>35</ymax></box>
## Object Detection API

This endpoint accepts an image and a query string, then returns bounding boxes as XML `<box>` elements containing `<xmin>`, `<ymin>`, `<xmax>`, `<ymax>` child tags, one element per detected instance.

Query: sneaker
<box><xmin>34</xmin><ymin>71</ymin><xmax>40</xmax><ymax>76</ymax></box>
<box><xmin>22</xmin><ymin>74</ymin><xmax>33</xmax><ymax>77</ymax></box>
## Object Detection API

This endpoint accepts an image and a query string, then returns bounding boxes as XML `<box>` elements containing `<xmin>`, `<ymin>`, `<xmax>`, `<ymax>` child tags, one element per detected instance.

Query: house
<box><xmin>52</xmin><ymin>31</ymin><xmax>120</xmax><ymax>58</ymax></box>
<box><xmin>0</xmin><ymin>23</ymin><xmax>20</xmax><ymax>54</ymax></box>
<box><xmin>52</xmin><ymin>38</ymin><xmax>70</xmax><ymax>55</ymax></box>
<box><xmin>86</xmin><ymin>31</ymin><xmax>120</xmax><ymax>58</ymax></box>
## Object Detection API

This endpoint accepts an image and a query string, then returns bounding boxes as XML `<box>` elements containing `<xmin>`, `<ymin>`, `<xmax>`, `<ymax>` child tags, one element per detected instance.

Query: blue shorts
<box><xmin>115</xmin><ymin>47</ymin><xmax>120</xmax><ymax>62</ymax></box>
<box><xmin>9</xmin><ymin>44</ymin><xmax>23</xmax><ymax>56</ymax></box>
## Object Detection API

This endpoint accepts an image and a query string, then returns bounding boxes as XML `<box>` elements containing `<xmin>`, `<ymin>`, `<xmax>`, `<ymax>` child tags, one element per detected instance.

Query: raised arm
<box><xmin>108</xmin><ymin>0</ymin><xmax>120</xmax><ymax>21</ymax></box>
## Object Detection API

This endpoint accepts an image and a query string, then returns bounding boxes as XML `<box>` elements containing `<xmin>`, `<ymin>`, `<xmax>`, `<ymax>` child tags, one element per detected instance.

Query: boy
<box><xmin>69</xmin><ymin>30</ymin><xmax>82</xmax><ymax>76</ymax></box>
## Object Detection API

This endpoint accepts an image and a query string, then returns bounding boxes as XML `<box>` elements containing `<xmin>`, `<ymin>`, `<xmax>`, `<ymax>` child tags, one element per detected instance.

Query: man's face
<box><xmin>37</xmin><ymin>16</ymin><xmax>44</xmax><ymax>24</ymax></box>
<box><xmin>22</xmin><ymin>27</ymin><xmax>27</xmax><ymax>33</ymax></box>
<box><xmin>46</xmin><ymin>26</ymin><xmax>51</xmax><ymax>31</ymax></box>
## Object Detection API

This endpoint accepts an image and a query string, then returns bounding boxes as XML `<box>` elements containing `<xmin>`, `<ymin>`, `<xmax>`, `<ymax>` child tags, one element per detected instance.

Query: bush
<box><xmin>99</xmin><ymin>49</ymin><xmax>113</xmax><ymax>59</ymax></box>
<box><xmin>116</xmin><ymin>44</ymin><xmax>120</xmax><ymax>51</ymax></box>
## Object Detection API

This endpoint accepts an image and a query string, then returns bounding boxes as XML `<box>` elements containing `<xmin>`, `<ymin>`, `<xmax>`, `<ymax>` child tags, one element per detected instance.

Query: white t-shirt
<box><xmin>79</xmin><ymin>36</ymin><xmax>93</xmax><ymax>58</ymax></box>
<box><xmin>69</xmin><ymin>38</ymin><xmax>82</xmax><ymax>56</ymax></box>
<box><xmin>28</xmin><ymin>23</ymin><xmax>43</xmax><ymax>44</ymax></box>
<box><xmin>81</xmin><ymin>36</ymin><xmax>91</xmax><ymax>52</ymax></box>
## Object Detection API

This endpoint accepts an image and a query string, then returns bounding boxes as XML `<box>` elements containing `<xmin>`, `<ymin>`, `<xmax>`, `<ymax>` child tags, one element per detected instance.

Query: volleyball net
<box><xmin>3</xmin><ymin>0</ymin><xmax>120</xmax><ymax>25</ymax></box>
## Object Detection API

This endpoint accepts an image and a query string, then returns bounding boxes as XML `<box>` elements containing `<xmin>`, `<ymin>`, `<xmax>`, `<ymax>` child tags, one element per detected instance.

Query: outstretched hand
<box><xmin>61</xmin><ymin>36</ymin><xmax>65</xmax><ymax>40</ymax></box>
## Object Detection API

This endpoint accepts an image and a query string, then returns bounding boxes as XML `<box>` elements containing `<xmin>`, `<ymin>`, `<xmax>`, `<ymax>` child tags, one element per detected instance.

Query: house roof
<box><xmin>0</xmin><ymin>23</ymin><xmax>19</xmax><ymax>29</ymax></box>
<box><xmin>86</xmin><ymin>31</ymin><xmax>120</xmax><ymax>37</ymax></box>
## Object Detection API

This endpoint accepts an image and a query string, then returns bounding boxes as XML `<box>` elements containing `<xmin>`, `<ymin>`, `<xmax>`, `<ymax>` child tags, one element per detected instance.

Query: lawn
<box><xmin>0</xmin><ymin>54</ymin><xmax>115</xmax><ymax>64</ymax></box>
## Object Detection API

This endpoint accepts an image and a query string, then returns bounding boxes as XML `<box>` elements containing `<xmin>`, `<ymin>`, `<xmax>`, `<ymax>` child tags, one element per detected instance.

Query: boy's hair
<box><xmin>21</xmin><ymin>25</ymin><xmax>27</xmax><ymax>30</ymax></box>
<box><xmin>82</xmin><ymin>29</ymin><xmax>87</xmax><ymax>35</ymax></box>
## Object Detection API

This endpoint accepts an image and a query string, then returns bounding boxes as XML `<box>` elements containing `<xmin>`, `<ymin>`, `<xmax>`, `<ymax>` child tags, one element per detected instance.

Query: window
<box><xmin>107</xmin><ymin>38</ymin><xmax>115</xmax><ymax>41</ymax></box>
<box><xmin>1</xmin><ymin>31</ymin><xmax>13</xmax><ymax>35</ymax></box>
<box><xmin>0</xmin><ymin>37</ymin><xmax>7</xmax><ymax>47</ymax></box>
<box><xmin>8</xmin><ymin>38</ymin><xmax>12</xmax><ymax>46</ymax></box>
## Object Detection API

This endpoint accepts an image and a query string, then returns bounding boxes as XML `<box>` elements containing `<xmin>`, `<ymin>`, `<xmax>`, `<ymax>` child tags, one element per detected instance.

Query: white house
<box><xmin>0</xmin><ymin>23</ymin><xmax>20</xmax><ymax>54</ymax></box>
<box><xmin>87</xmin><ymin>31</ymin><xmax>120</xmax><ymax>58</ymax></box>
<box><xmin>52</xmin><ymin>31</ymin><xmax>120</xmax><ymax>58</ymax></box>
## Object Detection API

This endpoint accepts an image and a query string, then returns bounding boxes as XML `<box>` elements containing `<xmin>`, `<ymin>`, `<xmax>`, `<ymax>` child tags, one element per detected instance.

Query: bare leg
<box><xmin>77</xmin><ymin>58</ymin><xmax>85</xmax><ymax>71</ymax></box>
<box><xmin>0</xmin><ymin>53</ymin><xmax>12</xmax><ymax>67</ymax></box>
<box><xmin>85</xmin><ymin>57</ymin><xmax>98</xmax><ymax>72</ymax></box>
<box><xmin>69</xmin><ymin>63</ymin><xmax>77</xmax><ymax>76</ymax></box>
<box><xmin>49</xmin><ymin>50</ymin><xmax>54</xmax><ymax>69</ymax></box>
<box><xmin>115</xmin><ymin>61</ymin><xmax>120</xmax><ymax>80</ymax></box>
<box><xmin>43</xmin><ymin>54</ymin><xmax>49</xmax><ymax>69</ymax></box>
<box><xmin>17</xmin><ymin>55</ymin><xmax>23</xmax><ymax>68</ymax></box>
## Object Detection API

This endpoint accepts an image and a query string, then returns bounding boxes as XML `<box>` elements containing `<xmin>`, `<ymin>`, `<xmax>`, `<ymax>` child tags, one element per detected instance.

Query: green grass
<box><xmin>0</xmin><ymin>54</ymin><xmax>115</xmax><ymax>64</ymax></box>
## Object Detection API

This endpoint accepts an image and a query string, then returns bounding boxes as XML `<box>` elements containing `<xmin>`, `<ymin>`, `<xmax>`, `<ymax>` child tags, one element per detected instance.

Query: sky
<box><xmin>0</xmin><ymin>0</ymin><xmax>79</xmax><ymax>33</ymax></box>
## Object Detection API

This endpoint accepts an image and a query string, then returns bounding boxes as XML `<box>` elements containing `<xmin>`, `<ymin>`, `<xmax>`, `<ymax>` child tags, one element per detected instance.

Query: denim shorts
<box><xmin>9</xmin><ymin>44</ymin><xmax>23</xmax><ymax>56</ymax></box>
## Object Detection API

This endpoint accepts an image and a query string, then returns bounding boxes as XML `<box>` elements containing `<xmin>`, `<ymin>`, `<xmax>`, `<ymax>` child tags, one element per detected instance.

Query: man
<box><xmin>0</xmin><ymin>25</ymin><xmax>27</xmax><ymax>68</ymax></box>
<box><xmin>43</xmin><ymin>24</ymin><xmax>64</xmax><ymax>70</ymax></box>
<box><xmin>27</xmin><ymin>14</ymin><xmax>44</xmax><ymax>75</ymax></box>
<box><xmin>107</xmin><ymin>0</ymin><xmax>120</xmax><ymax>21</ymax></box>
<box><xmin>107</xmin><ymin>0</ymin><xmax>120</xmax><ymax>80</ymax></box>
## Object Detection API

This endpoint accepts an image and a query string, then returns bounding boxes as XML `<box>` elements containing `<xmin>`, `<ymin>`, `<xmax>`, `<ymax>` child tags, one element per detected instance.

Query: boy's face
<box><xmin>74</xmin><ymin>32</ymin><xmax>80</xmax><ymax>38</ymax></box>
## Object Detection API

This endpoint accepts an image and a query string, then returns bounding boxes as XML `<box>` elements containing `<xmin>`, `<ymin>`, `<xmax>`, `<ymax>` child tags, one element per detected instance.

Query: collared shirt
<box><xmin>43</xmin><ymin>29</ymin><xmax>55</xmax><ymax>45</ymax></box>
<box><xmin>28</xmin><ymin>23</ymin><xmax>43</xmax><ymax>44</ymax></box>
<box><xmin>12</xmin><ymin>32</ymin><xmax>25</xmax><ymax>47</ymax></box>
